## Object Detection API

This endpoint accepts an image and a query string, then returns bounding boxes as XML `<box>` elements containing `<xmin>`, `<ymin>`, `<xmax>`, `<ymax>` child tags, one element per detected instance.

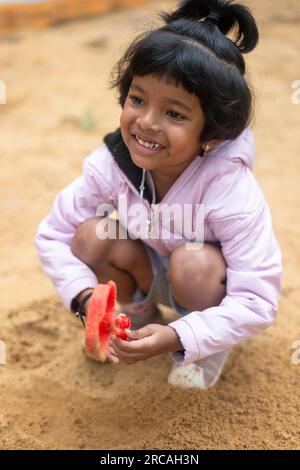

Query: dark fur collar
<box><xmin>103</xmin><ymin>128</ymin><xmax>153</xmax><ymax>204</ymax></box>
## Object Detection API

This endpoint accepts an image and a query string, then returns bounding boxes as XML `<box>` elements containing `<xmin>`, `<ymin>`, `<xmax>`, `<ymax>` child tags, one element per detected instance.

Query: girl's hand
<box><xmin>111</xmin><ymin>324</ymin><xmax>183</xmax><ymax>365</ymax></box>
<box><xmin>106</xmin><ymin>337</ymin><xmax>120</xmax><ymax>364</ymax></box>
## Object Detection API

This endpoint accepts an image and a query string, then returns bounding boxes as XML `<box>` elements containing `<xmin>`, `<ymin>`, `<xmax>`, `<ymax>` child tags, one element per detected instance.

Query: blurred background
<box><xmin>0</xmin><ymin>0</ymin><xmax>299</xmax><ymax>450</ymax></box>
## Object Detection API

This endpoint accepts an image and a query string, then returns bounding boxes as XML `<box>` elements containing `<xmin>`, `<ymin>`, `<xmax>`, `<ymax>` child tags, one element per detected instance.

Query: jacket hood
<box><xmin>210</xmin><ymin>128</ymin><xmax>255</xmax><ymax>171</ymax></box>
<box><xmin>103</xmin><ymin>127</ymin><xmax>256</xmax><ymax>203</ymax></box>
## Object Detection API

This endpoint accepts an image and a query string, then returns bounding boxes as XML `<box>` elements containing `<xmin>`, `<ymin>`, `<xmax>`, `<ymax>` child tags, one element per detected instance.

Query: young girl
<box><xmin>36</xmin><ymin>0</ymin><xmax>282</xmax><ymax>389</ymax></box>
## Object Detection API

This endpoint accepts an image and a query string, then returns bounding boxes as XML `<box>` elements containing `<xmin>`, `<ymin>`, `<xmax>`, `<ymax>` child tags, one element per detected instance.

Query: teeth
<box><xmin>136</xmin><ymin>135</ymin><xmax>161</xmax><ymax>150</ymax></box>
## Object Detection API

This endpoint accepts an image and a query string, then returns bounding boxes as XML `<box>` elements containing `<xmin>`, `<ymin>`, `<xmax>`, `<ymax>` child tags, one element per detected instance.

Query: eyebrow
<box><xmin>130</xmin><ymin>83</ymin><xmax>192</xmax><ymax>113</ymax></box>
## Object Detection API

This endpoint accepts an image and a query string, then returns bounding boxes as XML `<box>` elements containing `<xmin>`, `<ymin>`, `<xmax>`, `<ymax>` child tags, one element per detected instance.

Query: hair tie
<box><xmin>206</xmin><ymin>12</ymin><xmax>220</xmax><ymax>26</ymax></box>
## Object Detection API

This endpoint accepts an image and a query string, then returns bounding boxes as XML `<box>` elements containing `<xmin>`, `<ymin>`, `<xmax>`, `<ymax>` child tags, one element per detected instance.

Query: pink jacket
<box><xmin>35</xmin><ymin>128</ymin><xmax>282</xmax><ymax>365</ymax></box>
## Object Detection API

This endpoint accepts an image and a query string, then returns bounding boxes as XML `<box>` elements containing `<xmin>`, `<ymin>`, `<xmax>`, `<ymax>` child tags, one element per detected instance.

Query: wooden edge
<box><xmin>0</xmin><ymin>0</ymin><xmax>152</xmax><ymax>33</ymax></box>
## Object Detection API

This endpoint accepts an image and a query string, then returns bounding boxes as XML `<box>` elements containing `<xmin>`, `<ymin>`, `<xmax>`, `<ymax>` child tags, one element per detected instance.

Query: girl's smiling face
<box><xmin>120</xmin><ymin>75</ymin><xmax>207</xmax><ymax>177</ymax></box>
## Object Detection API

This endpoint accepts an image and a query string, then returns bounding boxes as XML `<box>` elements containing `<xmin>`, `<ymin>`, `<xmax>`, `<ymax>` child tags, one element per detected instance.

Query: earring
<box><xmin>200</xmin><ymin>144</ymin><xmax>210</xmax><ymax>157</ymax></box>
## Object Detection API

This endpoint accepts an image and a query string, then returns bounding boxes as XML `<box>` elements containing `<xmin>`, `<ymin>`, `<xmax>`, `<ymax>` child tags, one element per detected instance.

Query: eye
<box><xmin>129</xmin><ymin>95</ymin><xmax>144</xmax><ymax>106</ymax></box>
<box><xmin>167</xmin><ymin>110</ymin><xmax>185</xmax><ymax>121</ymax></box>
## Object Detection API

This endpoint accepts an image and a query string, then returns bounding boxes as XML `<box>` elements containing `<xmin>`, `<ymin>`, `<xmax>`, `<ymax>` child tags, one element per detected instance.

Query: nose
<box><xmin>136</xmin><ymin>108</ymin><xmax>161</xmax><ymax>132</ymax></box>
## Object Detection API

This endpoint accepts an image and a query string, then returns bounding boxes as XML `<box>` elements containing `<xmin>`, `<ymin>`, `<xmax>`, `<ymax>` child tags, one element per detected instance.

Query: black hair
<box><xmin>110</xmin><ymin>0</ymin><xmax>259</xmax><ymax>143</ymax></box>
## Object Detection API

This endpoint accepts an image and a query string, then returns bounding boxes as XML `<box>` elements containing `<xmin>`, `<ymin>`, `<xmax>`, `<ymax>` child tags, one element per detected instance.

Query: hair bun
<box><xmin>206</xmin><ymin>12</ymin><xmax>220</xmax><ymax>26</ymax></box>
<box><xmin>160</xmin><ymin>0</ymin><xmax>259</xmax><ymax>54</ymax></box>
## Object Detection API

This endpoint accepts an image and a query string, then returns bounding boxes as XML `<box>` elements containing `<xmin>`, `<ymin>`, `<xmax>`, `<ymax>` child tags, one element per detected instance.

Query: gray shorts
<box><xmin>133</xmin><ymin>243</ymin><xmax>188</xmax><ymax>317</ymax></box>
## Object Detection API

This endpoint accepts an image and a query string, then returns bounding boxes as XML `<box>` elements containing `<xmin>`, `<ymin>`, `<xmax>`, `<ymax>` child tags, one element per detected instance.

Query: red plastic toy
<box><xmin>85</xmin><ymin>280</ymin><xmax>131</xmax><ymax>362</ymax></box>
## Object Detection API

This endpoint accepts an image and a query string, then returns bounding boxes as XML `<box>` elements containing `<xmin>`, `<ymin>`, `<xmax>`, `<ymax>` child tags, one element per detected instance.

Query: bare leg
<box><xmin>71</xmin><ymin>216</ymin><xmax>153</xmax><ymax>304</ymax></box>
<box><xmin>167</xmin><ymin>243</ymin><xmax>227</xmax><ymax>311</ymax></box>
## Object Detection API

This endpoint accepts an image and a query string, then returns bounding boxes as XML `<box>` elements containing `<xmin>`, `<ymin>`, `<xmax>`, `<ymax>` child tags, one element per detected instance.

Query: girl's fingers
<box><xmin>112</xmin><ymin>343</ymin><xmax>145</xmax><ymax>362</ymax></box>
<box><xmin>106</xmin><ymin>348</ymin><xmax>119</xmax><ymax>363</ymax></box>
<box><xmin>107</xmin><ymin>354</ymin><xmax>119</xmax><ymax>364</ymax></box>
<box><xmin>109</xmin><ymin>344</ymin><xmax>117</xmax><ymax>353</ymax></box>
<box><xmin>112</xmin><ymin>335</ymin><xmax>150</xmax><ymax>354</ymax></box>
<box><xmin>107</xmin><ymin>339</ymin><xmax>144</xmax><ymax>364</ymax></box>
<box><xmin>107</xmin><ymin>348</ymin><xmax>118</xmax><ymax>357</ymax></box>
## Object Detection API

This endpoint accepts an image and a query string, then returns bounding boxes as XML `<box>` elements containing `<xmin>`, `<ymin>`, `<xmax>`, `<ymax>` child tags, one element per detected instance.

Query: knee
<box><xmin>71</xmin><ymin>216</ymin><xmax>109</xmax><ymax>264</ymax></box>
<box><xmin>167</xmin><ymin>243</ymin><xmax>226</xmax><ymax>289</ymax></box>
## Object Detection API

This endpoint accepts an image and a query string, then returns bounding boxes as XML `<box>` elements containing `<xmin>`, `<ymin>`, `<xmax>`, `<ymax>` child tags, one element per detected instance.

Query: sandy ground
<box><xmin>0</xmin><ymin>0</ymin><xmax>299</xmax><ymax>450</ymax></box>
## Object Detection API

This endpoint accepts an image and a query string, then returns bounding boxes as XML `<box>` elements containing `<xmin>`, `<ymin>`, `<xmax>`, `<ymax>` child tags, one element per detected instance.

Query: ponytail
<box><xmin>160</xmin><ymin>0</ymin><xmax>259</xmax><ymax>53</ymax></box>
